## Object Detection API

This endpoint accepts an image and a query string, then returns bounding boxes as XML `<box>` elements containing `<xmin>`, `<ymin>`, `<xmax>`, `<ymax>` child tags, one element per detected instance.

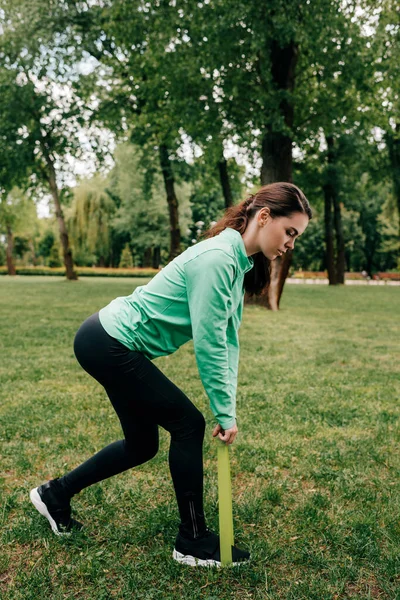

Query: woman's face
<box><xmin>256</xmin><ymin>210</ymin><xmax>309</xmax><ymax>260</ymax></box>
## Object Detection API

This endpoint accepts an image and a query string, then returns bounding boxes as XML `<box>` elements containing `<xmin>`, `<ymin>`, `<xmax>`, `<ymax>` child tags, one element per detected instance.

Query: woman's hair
<box><xmin>200</xmin><ymin>182</ymin><xmax>312</xmax><ymax>296</ymax></box>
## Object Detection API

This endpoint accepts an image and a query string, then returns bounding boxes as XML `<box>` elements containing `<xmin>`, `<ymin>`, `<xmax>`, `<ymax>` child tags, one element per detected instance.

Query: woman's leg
<box><xmin>55</xmin><ymin>312</ymin><xmax>207</xmax><ymax>539</ymax></box>
<box><xmin>56</xmin><ymin>427</ymin><xmax>159</xmax><ymax>499</ymax></box>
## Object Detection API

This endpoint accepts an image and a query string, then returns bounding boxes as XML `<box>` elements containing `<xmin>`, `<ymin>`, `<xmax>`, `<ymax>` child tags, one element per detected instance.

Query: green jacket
<box><xmin>99</xmin><ymin>227</ymin><xmax>254</xmax><ymax>429</ymax></box>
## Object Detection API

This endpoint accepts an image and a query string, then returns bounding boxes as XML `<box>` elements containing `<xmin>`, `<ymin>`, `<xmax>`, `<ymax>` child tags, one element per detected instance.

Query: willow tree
<box><xmin>67</xmin><ymin>175</ymin><xmax>116</xmax><ymax>267</ymax></box>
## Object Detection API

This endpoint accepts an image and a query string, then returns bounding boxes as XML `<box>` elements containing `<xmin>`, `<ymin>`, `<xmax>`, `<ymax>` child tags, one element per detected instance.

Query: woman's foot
<box><xmin>173</xmin><ymin>528</ymin><xmax>250</xmax><ymax>567</ymax></box>
<box><xmin>30</xmin><ymin>479</ymin><xmax>83</xmax><ymax>536</ymax></box>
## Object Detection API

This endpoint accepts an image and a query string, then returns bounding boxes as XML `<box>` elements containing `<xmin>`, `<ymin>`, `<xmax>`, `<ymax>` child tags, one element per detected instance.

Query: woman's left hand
<box><xmin>212</xmin><ymin>423</ymin><xmax>238</xmax><ymax>445</ymax></box>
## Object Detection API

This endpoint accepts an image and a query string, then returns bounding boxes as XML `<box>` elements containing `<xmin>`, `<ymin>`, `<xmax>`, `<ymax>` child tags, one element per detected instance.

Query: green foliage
<box><xmin>0</xmin><ymin>242</ymin><xmax>5</xmax><ymax>266</ymax></box>
<box><xmin>347</xmin><ymin>174</ymin><xmax>398</xmax><ymax>273</ymax></box>
<box><xmin>0</xmin><ymin>187</ymin><xmax>44</xmax><ymax>268</ymax></box>
<box><xmin>291</xmin><ymin>217</ymin><xmax>325</xmax><ymax>271</ymax></box>
<box><xmin>12</xmin><ymin>235</ymin><xmax>32</xmax><ymax>266</ymax></box>
<box><xmin>107</xmin><ymin>143</ymin><xmax>194</xmax><ymax>265</ymax></box>
<box><xmin>109</xmin><ymin>144</ymin><xmax>170</xmax><ymax>255</ymax></box>
<box><xmin>38</xmin><ymin>230</ymin><xmax>55</xmax><ymax>259</ymax></box>
<box><xmin>70</xmin><ymin>245</ymin><xmax>98</xmax><ymax>268</ymax></box>
<box><xmin>0</xmin><ymin>188</ymin><xmax>32</xmax><ymax>235</ymax></box>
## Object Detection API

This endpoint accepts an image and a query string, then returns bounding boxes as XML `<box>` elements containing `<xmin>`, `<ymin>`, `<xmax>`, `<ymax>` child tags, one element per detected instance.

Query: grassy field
<box><xmin>0</xmin><ymin>276</ymin><xmax>399</xmax><ymax>600</ymax></box>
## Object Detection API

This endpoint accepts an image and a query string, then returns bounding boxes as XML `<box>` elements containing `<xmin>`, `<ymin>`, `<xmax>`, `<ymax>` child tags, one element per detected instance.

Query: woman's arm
<box><xmin>184</xmin><ymin>249</ymin><xmax>237</xmax><ymax>430</ymax></box>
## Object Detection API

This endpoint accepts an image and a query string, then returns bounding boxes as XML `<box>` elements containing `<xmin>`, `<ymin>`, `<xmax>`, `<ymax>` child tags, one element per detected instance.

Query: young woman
<box><xmin>30</xmin><ymin>182</ymin><xmax>311</xmax><ymax>568</ymax></box>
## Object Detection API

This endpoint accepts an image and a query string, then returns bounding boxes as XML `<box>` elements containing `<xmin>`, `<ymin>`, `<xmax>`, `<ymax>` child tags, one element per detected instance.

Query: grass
<box><xmin>0</xmin><ymin>276</ymin><xmax>399</xmax><ymax>600</ymax></box>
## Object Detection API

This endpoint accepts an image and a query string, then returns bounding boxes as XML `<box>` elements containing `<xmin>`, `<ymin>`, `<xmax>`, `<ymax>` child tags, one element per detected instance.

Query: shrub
<box><xmin>0</xmin><ymin>266</ymin><xmax>159</xmax><ymax>277</ymax></box>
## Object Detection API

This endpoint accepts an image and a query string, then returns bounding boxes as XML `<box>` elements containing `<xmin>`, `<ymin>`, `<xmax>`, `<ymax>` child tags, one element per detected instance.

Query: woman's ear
<box><xmin>257</xmin><ymin>207</ymin><xmax>270</xmax><ymax>226</ymax></box>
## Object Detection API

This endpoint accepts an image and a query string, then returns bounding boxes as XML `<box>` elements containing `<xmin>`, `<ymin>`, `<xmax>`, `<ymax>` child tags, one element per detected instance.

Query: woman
<box><xmin>30</xmin><ymin>182</ymin><xmax>311</xmax><ymax>568</ymax></box>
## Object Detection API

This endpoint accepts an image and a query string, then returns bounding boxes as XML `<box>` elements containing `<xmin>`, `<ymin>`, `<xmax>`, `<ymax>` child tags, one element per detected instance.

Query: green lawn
<box><xmin>1</xmin><ymin>277</ymin><xmax>399</xmax><ymax>599</ymax></box>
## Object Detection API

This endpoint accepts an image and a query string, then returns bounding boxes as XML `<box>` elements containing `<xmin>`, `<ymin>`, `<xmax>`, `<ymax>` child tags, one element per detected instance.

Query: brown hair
<box><xmin>200</xmin><ymin>182</ymin><xmax>312</xmax><ymax>296</ymax></box>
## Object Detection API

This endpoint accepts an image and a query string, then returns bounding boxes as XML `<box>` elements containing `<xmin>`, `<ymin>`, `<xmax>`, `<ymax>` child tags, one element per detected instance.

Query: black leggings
<box><xmin>57</xmin><ymin>312</ymin><xmax>207</xmax><ymax>539</ymax></box>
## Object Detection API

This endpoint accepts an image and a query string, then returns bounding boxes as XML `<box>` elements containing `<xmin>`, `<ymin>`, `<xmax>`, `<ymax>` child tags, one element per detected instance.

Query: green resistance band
<box><xmin>217</xmin><ymin>440</ymin><xmax>234</xmax><ymax>566</ymax></box>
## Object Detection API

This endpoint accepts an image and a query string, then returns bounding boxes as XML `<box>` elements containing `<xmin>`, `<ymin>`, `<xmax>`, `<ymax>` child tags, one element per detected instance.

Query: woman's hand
<box><xmin>212</xmin><ymin>423</ymin><xmax>238</xmax><ymax>445</ymax></box>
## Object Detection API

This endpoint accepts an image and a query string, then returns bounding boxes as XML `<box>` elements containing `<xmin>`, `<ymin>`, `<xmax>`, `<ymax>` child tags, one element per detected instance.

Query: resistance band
<box><xmin>217</xmin><ymin>440</ymin><xmax>234</xmax><ymax>566</ymax></box>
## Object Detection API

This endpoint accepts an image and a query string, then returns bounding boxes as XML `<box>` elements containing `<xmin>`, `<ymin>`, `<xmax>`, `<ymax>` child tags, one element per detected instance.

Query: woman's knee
<box><xmin>172</xmin><ymin>408</ymin><xmax>206</xmax><ymax>441</ymax></box>
<box><xmin>124</xmin><ymin>437</ymin><xmax>159</xmax><ymax>464</ymax></box>
<box><xmin>194</xmin><ymin>410</ymin><xmax>206</xmax><ymax>435</ymax></box>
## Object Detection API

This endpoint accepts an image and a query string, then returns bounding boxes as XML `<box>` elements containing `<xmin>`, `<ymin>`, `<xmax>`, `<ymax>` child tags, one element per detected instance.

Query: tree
<box><xmin>0</xmin><ymin>1</ymin><xmax>113</xmax><ymax>279</ymax></box>
<box><xmin>66</xmin><ymin>173</ymin><xmax>117</xmax><ymax>267</ymax></box>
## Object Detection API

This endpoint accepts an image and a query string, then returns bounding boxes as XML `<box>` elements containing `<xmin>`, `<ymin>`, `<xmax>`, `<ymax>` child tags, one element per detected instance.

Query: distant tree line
<box><xmin>0</xmin><ymin>0</ymin><xmax>398</xmax><ymax>306</ymax></box>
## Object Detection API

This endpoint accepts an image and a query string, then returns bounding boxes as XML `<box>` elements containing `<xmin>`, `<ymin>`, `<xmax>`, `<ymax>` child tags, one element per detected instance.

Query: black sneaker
<box><xmin>29</xmin><ymin>480</ymin><xmax>83</xmax><ymax>536</ymax></box>
<box><xmin>173</xmin><ymin>528</ymin><xmax>250</xmax><ymax>567</ymax></box>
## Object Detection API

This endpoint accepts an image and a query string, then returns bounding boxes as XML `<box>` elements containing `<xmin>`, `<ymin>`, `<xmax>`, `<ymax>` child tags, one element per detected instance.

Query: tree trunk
<box><xmin>323</xmin><ymin>185</ymin><xmax>336</xmax><ymax>285</ymax></box>
<box><xmin>143</xmin><ymin>247</ymin><xmax>152</xmax><ymax>268</ymax></box>
<box><xmin>29</xmin><ymin>239</ymin><xmax>37</xmax><ymax>266</ymax></box>
<box><xmin>270</xmin><ymin>250</ymin><xmax>293</xmax><ymax>310</ymax></box>
<box><xmin>218</xmin><ymin>157</ymin><xmax>233</xmax><ymax>209</ymax></box>
<box><xmin>260</xmin><ymin>128</ymin><xmax>293</xmax><ymax>187</ymax></box>
<box><xmin>365</xmin><ymin>250</ymin><xmax>374</xmax><ymax>278</ymax></box>
<box><xmin>386</xmin><ymin>122</ymin><xmax>400</xmax><ymax>242</ymax></box>
<box><xmin>260</xmin><ymin>125</ymin><xmax>294</xmax><ymax>309</ymax></box>
<box><xmin>159</xmin><ymin>144</ymin><xmax>181</xmax><ymax>261</ymax></box>
<box><xmin>6</xmin><ymin>225</ymin><xmax>16</xmax><ymax>276</ymax></box>
<box><xmin>41</xmin><ymin>142</ymin><xmax>78</xmax><ymax>281</ymax></box>
<box><xmin>152</xmin><ymin>246</ymin><xmax>161</xmax><ymax>269</ymax></box>
<box><xmin>333</xmin><ymin>197</ymin><xmax>345</xmax><ymax>284</ymax></box>
<box><xmin>323</xmin><ymin>135</ymin><xmax>337</xmax><ymax>285</ymax></box>
<box><xmin>254</xmin><ymin>39</ymin><xmax>298</xmax><ymax>311</ymax></box>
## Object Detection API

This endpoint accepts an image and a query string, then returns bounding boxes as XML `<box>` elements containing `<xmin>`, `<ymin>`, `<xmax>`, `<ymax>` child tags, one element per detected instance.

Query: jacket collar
<box><xmin>220</xmin><ymin>227</ymin><xmax>254</xmax><ymax>273</ymax></box>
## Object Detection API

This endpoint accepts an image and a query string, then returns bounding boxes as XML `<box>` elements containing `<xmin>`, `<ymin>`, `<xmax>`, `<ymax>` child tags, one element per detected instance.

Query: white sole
<box><xmin>173</xmin><ymin>549</ymin><xmax>221</xmax><ymax>567</ymax></box>
<box><xmin>29</xmin><ymin>487</ymin><xmax>71</xmax><ymax>537</ymax></box>
<box><xmin>172</xmin><ymin>549</ymin><xmax>248</xmax><ymax>568</ymax></box>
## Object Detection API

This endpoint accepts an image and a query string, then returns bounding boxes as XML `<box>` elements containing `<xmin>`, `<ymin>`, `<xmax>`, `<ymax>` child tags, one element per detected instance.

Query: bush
<box><xmin>0</xmin><ymin>266</ymin><xmax>159</xmax><ymax>277</ymax></box>
<box><xmin>72</xmin><ymin>247</ymin><xmax>98</xmax><ymax>267</ymax></box>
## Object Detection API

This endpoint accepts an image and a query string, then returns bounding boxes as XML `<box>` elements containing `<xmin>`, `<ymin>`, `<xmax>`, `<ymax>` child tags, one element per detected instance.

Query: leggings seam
<box><xmin>189</xmin><ymin>500</ymin><xmax>198</xmax><ymax>538</ymax></box>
